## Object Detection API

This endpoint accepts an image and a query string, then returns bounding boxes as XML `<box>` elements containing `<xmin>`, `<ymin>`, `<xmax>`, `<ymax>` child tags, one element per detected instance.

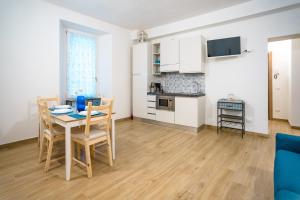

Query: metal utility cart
<box><xmin>217</xmin><ymin>99</ymin><xmax>245</xmax><ymax>138</ymax></box>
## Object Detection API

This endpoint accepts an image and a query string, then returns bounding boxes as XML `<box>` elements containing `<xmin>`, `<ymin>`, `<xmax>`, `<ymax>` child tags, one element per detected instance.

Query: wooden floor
<box><xmin>0</xmin><ymin>120</ymin><xmax>299</xmax><ymax>200</ymax></box>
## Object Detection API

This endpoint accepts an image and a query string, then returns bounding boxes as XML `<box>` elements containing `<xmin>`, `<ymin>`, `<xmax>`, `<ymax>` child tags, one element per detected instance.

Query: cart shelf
<box><xmin>217</xmin><ymin>99</ymin><xmax>245</xmax><ymax>138</ymax></box>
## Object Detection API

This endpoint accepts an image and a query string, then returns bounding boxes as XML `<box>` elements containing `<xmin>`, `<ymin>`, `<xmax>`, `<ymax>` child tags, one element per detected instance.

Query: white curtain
<box><xmin>67</xmin><ymin>31</ymin><xmax>97</xmax><ymax>97</ymax></box>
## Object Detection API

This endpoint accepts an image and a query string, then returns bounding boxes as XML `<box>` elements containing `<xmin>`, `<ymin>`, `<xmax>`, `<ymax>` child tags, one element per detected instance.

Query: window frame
<box><xmin>64</xmin><ymin>29</ymin><xmax>99</xmax><ymax>99</ymax></box>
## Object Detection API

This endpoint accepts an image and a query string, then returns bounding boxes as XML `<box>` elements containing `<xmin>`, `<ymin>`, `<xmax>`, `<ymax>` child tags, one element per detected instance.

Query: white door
<box><xmin>160</xmin><ymin>39</ymin><xmax>167</xmax><ymax>66</ymax></box>
<box><xmin>175</xmin><ymin>97</ymin><xmax>198</xmax><ymax>127</ymax></box>
<box><xmin>156</xmin><ymin>110</ymin><xmax>175</xmax><ymax>124</ymax></box>
<box><xmin>160</xmin><ymin>38</ymin><xmax>179</xmax><ymax>71</ymax></box>
<box><xmin>166</xmin><ymin>38</ymin><xmax>179</xmax><ymax>65</ymax></box>
<box><xmin>133</xmin><ymin>43</ymin><xmax>148</xmax><ymax>74</ymax></box>
<box><xmin>269</xmin><ymin>41</ymin><xmax>290</xmax><ymax>120</ymax></box>
<box><xmin>180</xmin><ymin>36</ymin><xmax>203</xmax><ymax>73</ymax></box>
<box><xmin>132</xmin><ymin>43</ymin><xmax>149</xmax><ymax>118</ymax></box>
<box><xmin>132</xmin><ymin>74</ymin><xmax>147</xmax><ymax>118</ymax></box>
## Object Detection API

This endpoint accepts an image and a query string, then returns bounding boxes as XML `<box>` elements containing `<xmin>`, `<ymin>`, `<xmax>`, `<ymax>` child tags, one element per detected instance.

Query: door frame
<box><xmin>268</xmin><ymin>51</ymin><xmax>273</xmax><ymax>120</ymax></box>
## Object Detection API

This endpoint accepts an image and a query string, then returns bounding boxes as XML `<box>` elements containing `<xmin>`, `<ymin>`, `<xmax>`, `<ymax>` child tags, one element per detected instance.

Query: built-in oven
<box><xmin>156</xmin><ymin>95</ymin><xmax>175</xmax><ymax>111</ymax></box>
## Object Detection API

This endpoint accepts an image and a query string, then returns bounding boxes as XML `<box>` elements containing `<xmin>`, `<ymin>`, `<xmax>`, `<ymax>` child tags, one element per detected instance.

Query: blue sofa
<box><xmin>274</xmin><ymin>133</ymin><xmax>300</xmax><ymax>200</ymax></box>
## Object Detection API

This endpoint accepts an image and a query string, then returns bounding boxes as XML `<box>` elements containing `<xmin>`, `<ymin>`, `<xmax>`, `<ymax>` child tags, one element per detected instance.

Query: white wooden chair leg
<box><xmin>85</xmin><ymin>144</ymin><xmax>92</xmax><ymax>178</ymax></box>
<box><xmin>107</xmin><ymin>136</ymin><xmax>113</xmax><ymax>166</ymax></box>
<box><xmin>39</xmin><ymin>134</ymin><xmax>45</xmax><ymax>163</ymax></box>
<box><xmin>38</xmin><ymin>123</ymin><xmax>40</xmax><ymax>147</ymax></box>
<box><xmin>44</xmin><ymin>139</ymin><xmax>53</xmax><ymax>172</ymax></box>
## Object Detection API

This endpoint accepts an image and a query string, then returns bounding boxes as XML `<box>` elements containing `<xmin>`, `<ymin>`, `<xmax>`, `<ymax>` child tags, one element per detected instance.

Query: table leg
<box><xmin>111</xmin><ymin>118</ymin><xmax>116</xmax><ymax>160</ymax></box>
<box><xmin>65</xmin><ymin>126</ymin><xmax>71</xmax><ymax>181</ymax></box>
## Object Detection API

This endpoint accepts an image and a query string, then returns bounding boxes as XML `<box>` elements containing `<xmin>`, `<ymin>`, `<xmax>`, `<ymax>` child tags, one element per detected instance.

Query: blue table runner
<box><xmin>68</xmin><ymin>112</ymin><xmax>106</xmax><ymax>119</ymax></box>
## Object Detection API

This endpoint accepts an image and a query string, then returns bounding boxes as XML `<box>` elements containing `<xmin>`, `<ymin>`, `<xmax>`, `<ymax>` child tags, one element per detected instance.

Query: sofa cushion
<box><xmin>275</xmin><ymin>150</ymin><xmax>300</xmax><ymax>196</ymax></box>
<box><xmin>276</xmin><ymin>190</ymin><xmax>300</xmax><ymax>200</ymax></box>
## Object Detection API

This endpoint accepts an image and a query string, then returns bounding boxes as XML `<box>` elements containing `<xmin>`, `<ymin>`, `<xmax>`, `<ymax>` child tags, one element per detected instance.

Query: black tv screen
<box><xmin>207</xmin><ymin>36</ymin><xmax>241</xmax><ymax>57</ymax></box>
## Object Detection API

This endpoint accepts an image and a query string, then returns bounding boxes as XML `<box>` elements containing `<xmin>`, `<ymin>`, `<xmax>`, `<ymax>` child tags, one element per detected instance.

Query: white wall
<box><xmin>98</xmin><ymin>34</ymin><xmax>113</xmax><ymax>98</ymax></box>
<box><xmin>0</xmin><ymin>0</ymin><xmax>132</xmax><ymax>145</ymax></box>
<box><xmin>148</xmin><ymin>7</ymin><xmax>300</xmax><ymax>134</ymax></box>
<box><xmin>132</xmin><ymin>0</ymin><xmax>300</xmax><ymax>40</ymax></box>
<box><xmin>268</xmin><ymin>41</ymin><xmax>291</xmax><ymax>120</ymax></box>
<box><xmin>290</xmin><ymin>38</ymin><xmax>300</xmax><ymax>127</ymax></box>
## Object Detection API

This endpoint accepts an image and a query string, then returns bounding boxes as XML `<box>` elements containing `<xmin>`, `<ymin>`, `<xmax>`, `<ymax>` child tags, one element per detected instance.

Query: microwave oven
<box><xmin>156</xmin><ymin>95</ymin><xmax>175</xmax><ymax>111</ymax></box>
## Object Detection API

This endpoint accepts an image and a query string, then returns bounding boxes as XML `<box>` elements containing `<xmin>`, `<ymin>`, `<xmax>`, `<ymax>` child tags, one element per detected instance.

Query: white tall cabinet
<box><xmin>132</xmin><ymin>43</ymin><xmax>150</xmax><ymax>119</ymax></box>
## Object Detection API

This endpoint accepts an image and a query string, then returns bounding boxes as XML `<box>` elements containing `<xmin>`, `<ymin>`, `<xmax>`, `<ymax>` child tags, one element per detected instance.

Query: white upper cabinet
<box><xmin>179</xmin><ymin>36</ymin><xmax>205</xmax><ymax>73</ymax></box>
<box><xmin>160</xmin><ymin>38</ymin><xmax>180</xmax><ymax>72</ymax></box>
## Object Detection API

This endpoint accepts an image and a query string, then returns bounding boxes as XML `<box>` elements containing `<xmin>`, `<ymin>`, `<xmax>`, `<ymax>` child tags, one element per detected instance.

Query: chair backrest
<box><xmin>84</xmin><ymin>98</ymin><xmax>114</xmax><ymax>137</ymax></box>
<box><xmin>39</xmin><ymin>101</ymin><xmax>54</xmax><ymax>131</ymax></box>
<box><xmin>37</xmin><ymin>96</ymin><xmax>59</xmax><ymax>132</ymax></box>
<box><xmin>37</xmin><ymin>96</ymin><xmax>60</xmax><ymax>117</ymax></box>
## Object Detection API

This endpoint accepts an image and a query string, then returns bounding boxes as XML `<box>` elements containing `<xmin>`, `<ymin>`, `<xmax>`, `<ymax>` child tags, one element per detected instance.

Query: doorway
<box><xmin>268</xmin><ymin>40</ymin><xmax>291</xmax><ymax>120</ymax></box>
<box><xmin>268</xmin><ymin>35</ymin><xmax>300</xmax><ymax>129</ymax></box>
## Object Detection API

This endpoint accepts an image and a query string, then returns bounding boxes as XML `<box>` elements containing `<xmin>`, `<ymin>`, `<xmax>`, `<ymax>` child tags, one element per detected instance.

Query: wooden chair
<box><xmin>38</xmin><ymin>101</ymin><xmax>65</xmax><ymax>172</ymax></box>
<box><xmin>37</xmin><ymin>96</ymin><xmax>60</xmax><ymax>147</ymax></box>
<box><xmin>71</xmin><ymin>98</ymin><xmax>114</xmax><ymax>178</ymax></box>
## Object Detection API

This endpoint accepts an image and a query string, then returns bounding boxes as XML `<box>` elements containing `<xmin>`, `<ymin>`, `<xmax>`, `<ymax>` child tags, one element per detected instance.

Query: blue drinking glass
<box><xmin>76</xmin><ymin>96</ymin><xmax>86</xmax><ymax>112</ymax></box>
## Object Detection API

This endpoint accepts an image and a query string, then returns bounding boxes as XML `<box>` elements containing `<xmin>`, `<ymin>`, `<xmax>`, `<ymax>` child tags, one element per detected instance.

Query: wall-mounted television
<box><xmin>207</xmin><ymin>36</ymin><xmax>241</xmax><ymax>57</ymax></box>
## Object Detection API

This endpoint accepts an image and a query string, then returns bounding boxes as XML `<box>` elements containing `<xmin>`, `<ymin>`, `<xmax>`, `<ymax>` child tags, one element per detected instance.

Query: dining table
<box><xmin>47</xmin><ymin>110</ymin><xmax>116</xmax><ymax>181</ymax></box>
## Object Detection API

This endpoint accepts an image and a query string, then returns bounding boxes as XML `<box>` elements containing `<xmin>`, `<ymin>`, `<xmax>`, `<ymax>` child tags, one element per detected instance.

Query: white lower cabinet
<box><xmin>146</xmin><ymin>113</ymin><xmax>156</xmax><ymax>120</ymax></box>
<box><xmin>175</xmin><ymin>96</ymin><xmax>205</xmax><ymax>127</ymax></box>
<box><xmin>146</xmin><ymin>95</ymin><xmax>156</xmax><ymax>120</ymax></box>
<box><xmin>143</xmin><ymin>95</ymin><xmax>205</xmax><ymax>128</ymax></box>
<box><xmin>146</xmin><ymin>107</ymin><xmax>156</xmax><ymax>120</ymax></box>
<box><xmin>156</xmin><ymin>110</ymin><xmax>175</xmax><ymax>124</ymax></box>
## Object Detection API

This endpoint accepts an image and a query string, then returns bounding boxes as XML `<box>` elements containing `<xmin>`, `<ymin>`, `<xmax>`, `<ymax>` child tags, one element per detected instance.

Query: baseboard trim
<box><xmin>133</xmin><ymin>117</ymin><xmax>205</xmax><ymax>134</ymax></box>
<box><xmin>133</xmin><ymin>118</ymin><xmax>268</xmax><ymax>137</ymax></box>
<box><xmin>291</xmin><ymin>126</ymin><xmax>300</xmax><ymax>130</ymax></box>
<box><xmin>271</xmin><ymin>119</ymin><xmax>300</xmax><ymax>130</ymax></box>
<box><xmin>0</xmin><ymin>119</ymin><xmax>270</xmax><ymax>148</ymax></box>
<box><xmin>205</xmin><ymin>125</ymin><xmax>269</xmax><ymax>138</ymax></box>
<box><xmin>0</xmin><ymin>137</ymin><xmax>37</xmax><ymax>149</ymax></box>
<box><xmin>115</xmin><ymin>117</ymin><xmax>132</xmax><ymax>123</ymax></box>
<box><xmin>272</xmin><ymin>118</ymin><xmax>288</xmax><ymax>122</ymax></box>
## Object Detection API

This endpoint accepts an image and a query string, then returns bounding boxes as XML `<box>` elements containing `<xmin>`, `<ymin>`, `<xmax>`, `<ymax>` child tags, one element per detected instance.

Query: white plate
<box><xmin>78</xmin><ymin>111</ymin><xmax>100</xmax><ymax>116</ymax></box>
<box><xmin>51</xmin><ymin>108</ymin><xmax>72</xmax><ymax>114</ymax></box>
<box><xmin>54</xmin><ymin>105</ymin><xmax>71</xmax><ymax>109</ymax></box>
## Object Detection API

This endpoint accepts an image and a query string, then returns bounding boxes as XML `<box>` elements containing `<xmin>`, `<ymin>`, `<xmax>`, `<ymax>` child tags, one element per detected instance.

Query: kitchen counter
<box><xmin>147</xmin><ymin>92</ymin><xmax>205</xmax><ymax>97</ymax></box>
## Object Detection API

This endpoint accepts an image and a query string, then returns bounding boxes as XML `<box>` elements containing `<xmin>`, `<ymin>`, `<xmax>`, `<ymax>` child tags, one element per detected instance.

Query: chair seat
<box><xmin>274</xmin><ymin>150</ymin><xmax>300</xmax><ymax>197</ymax></box>
<box><xmin>44</xmin><ymin>125</ymin><xmax>65</xmax><ymax>136</ymax></box>
<box><xmin>72</xmin><ymin>127</ymin><xmax>108</xmax><ymax>141</ymax></box>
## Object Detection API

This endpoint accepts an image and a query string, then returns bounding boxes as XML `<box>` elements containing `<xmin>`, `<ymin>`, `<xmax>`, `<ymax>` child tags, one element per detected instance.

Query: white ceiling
<box><xmin>47</xmin><ymin>0</ymin><xmax>251</xmax><ymax>30</ymax></box>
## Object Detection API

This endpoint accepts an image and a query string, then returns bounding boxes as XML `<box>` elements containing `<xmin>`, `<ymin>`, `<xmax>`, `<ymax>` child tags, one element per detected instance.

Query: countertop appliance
<box><xmin>156</xmin><ymin>95</ymin><xmax>175</xmax><ymax>111</ymax></box>
<box><xmin>154</xmin><ymin>82</ymin><xmax>162</xmax><ymax>93</ymax></box>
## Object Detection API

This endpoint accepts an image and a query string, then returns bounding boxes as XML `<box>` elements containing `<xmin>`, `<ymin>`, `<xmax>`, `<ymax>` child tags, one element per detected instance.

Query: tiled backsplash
<box><xmin>153</xmin><ymin>73</ymin><xmax>205</xmax><ymax>94</ymax></box>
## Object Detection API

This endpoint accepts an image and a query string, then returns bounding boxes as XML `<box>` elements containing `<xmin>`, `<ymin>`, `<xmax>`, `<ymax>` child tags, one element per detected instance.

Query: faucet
<box><xmin>191</xmin><ymin>81</ymin><xmax>200</xmax><ymax>94</ymax></box>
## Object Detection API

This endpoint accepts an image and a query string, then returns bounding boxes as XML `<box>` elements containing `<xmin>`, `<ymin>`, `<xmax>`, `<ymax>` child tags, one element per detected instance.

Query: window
<box><xmin>66</xmin><ymin>31</ymin><xmax>97</xmax><ymax>97</ymax></box>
